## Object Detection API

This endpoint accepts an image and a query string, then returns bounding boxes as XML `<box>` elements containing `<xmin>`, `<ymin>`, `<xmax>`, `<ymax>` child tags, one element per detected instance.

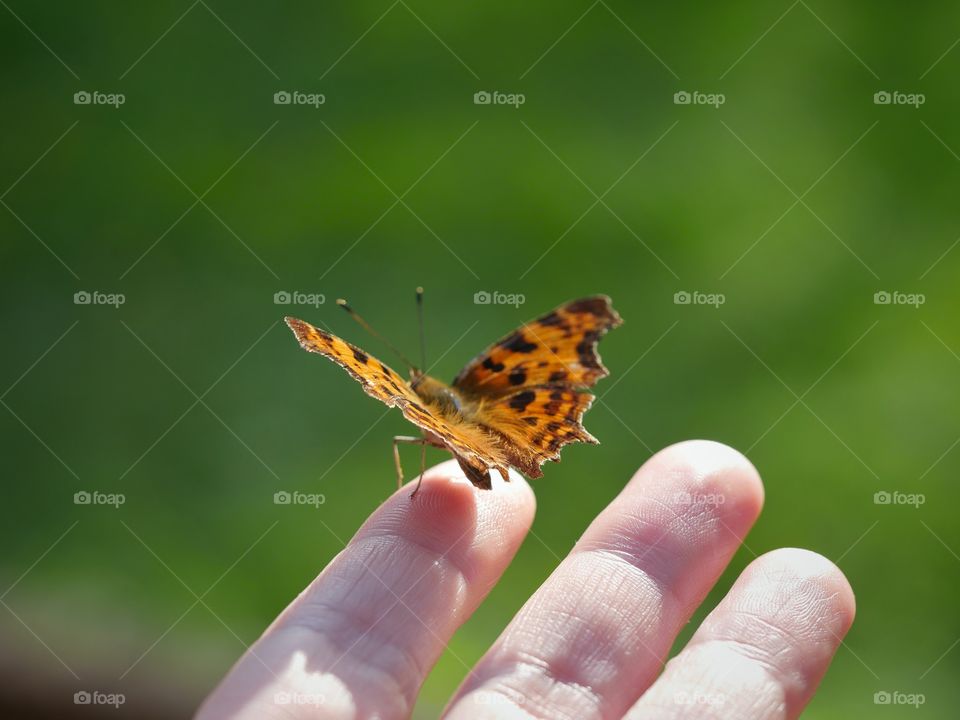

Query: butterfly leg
<box><xmin>392</xmin><ymin>435</ymin><xmax>431</xmax><ymax>494</ymax></box>
<box><xmin>416</xmin><ymin>435</ymin><xmax>427</xmax><ymax>498</ymax></box>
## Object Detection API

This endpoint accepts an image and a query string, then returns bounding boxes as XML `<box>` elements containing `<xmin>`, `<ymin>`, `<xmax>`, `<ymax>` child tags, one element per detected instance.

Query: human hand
<box><xmin>197</xmin><ymin>440</ymin><xmax>854</xmax><ymax>719</ymax></box>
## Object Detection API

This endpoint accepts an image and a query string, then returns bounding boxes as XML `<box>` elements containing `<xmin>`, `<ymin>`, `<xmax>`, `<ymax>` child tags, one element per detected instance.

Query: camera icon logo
<box><xmin>673</xmin><ymin>91</ymin><xmax>691</xmax><ymax>105</ymax></box>
<box><xmin>473</xmin><ymin>91</ymin><xmax>491</xmax><ymax>105</ymax></box>
<box><xmin>673</xmin><ymin>291</ymin><xmax>691</xmax><ymax>305</ymax></box>
<box><xmin>74</xmin><ymin>491</ymin><xmax>91</xmax><ymax>505</ymax></box>
<box><xmin>274</xmin><ymin>91</ymin><xmax>292</xmax><ymax>105</ymax></box>
<box><xmin>474</xmin><ymin>290</ymin><xmax>492</xmax><ymax>304</ymax></box>
<box><xmin>873</xmin><ymin>291</ymin><xmax>891</xmax><ymax>305</ymax></box>
<box><xmin>273</xmin><ymin>290</ymin><xmax>292</xmax><ymax>304</ymax></box>
<box><xmin>874</xmin><ymin>691</ymin><xmax>891</xmax><ymax>705</ymax></box>
<box><xmin>74</xmin><ymin>691</ymin><xmax>92</xmax><ymax>705</ymax></box>
<box><xmin>74</xmin><ymin>290</ymin><xmax>91</xmax><ymax>305</ymax></box>
<box><xmin>73</xmin><ymin>91</ymin><xmax>91</xmax><ymax>105</ymax></box>
<box><xmin>274</xmin><ymin>491</ymin><xmax>291</xmax><ymax>505</ymax></box>
<box><xmin>873</xmin><ymin>91</ymin><xmax>891</xmax><ymax>105</ymax></box>
<box><xmin>873</xmin><ymin>491</ymin><xmax>891</xmax><ymax>505</ymax></box>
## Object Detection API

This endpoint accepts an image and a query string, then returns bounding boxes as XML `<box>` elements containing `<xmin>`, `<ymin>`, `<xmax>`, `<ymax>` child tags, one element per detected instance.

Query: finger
<box><xmin>444</xmin><ymin>440</ymin><xmax>764</xmax><ymax>720</ymax></box>
<box><xmin>197</xmin><ymin>460</ymin><xmax>536</xmax><ymax>720</ymax></box>
<box><xmin>623</xmin><ymin>548</ymin><xmax>856</xmax><ymax>720</ymax></box>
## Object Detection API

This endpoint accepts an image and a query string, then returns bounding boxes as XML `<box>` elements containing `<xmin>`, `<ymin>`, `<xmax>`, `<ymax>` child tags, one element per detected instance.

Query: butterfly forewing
<box><xmin>452</xmin><ymin>295</ymin><xmax>622</xmax><ymax>397</ymax></box>
<box><xmin>284</xmin><ymin>316</ymin><xmax>509</xmax><ymax>478</ymax></box>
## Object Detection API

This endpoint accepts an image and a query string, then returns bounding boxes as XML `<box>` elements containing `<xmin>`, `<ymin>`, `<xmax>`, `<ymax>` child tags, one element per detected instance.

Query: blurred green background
<box><xmin>2</xmin><ymin>1</ymin><xmax>959</xmax><ymax>717</ymax></box>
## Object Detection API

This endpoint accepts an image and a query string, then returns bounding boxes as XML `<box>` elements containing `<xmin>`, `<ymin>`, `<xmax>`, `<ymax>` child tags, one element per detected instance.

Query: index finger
<box><xmin>197</xmin><ymin>460</ymin><xmax>536</xmax><ymax>720</ymax></box>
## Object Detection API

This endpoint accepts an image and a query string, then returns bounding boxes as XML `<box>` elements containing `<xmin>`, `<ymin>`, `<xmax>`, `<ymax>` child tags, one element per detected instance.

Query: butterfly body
<box><xmin>285</xmin><ymin>295</ymin><xmax>622</xmax><ymax>491</ymax></box>
<box><xmin>410</xmin><ymin>373</ymin><xmax>470</xmax><ymax>416</ymax></box>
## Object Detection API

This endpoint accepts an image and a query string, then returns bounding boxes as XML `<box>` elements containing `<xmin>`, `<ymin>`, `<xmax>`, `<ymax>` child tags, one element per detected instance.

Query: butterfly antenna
<box><xmin>336</xmin><ymin>298</ymin><xmax>419</xmax><ymax>371</ymax></box>
<box><xmin>416</xmin><ymin>287</ymin><xmax>427</xmax><ymax>371</ymax></box>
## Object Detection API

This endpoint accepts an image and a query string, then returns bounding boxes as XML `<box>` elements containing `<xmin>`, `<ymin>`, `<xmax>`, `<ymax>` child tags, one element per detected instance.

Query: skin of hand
<box><xmin>197</xmin><ymin>440</ymin><xmax>855</xmax><ymax>720</ymax></box>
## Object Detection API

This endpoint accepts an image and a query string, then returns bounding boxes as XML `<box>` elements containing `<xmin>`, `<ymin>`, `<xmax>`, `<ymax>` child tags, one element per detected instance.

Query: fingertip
<box><xmin>396</xmin><ymin>459</ymin><xmax>536</xmax><ymax>517</ymax></box>
<box><xmin>629</xmin><ymin>439</ymin><xmax>765</xmax><ymax>526</ymax></box>
<box><xmin>749</xmin><ymin>547</ymin><xmax>857</xmax><ymax>633</ymax></box>
<box><xmin>355</xmin><ymin>460</ymin><xmax>536</xmax><ymax>579</ymax></box>
<box><xmin>650</xmin><ymin>439</ymin><xmax>763</xmax><ymax>492</ymax></box>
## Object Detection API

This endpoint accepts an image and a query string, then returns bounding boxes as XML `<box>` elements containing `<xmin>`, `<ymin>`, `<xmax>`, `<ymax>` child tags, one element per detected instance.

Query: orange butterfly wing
<box><xmin>284</xmin><ymin>317</ymin><xmax>509</xmax><ymax>478</ymax></box>
<box><xmin>452</xmin><ymin>296</ymin><xmax>622</xmax><ymax>478</ymax></box>
<box><xmin>472</xmin><ymin>386</ymin><xmax>599</xmax><ymax>478</ymax></box>
<box><xmin>452</xmin><ymin>295</ymin><xmax>622</xmax><ymax>396</ymax></box>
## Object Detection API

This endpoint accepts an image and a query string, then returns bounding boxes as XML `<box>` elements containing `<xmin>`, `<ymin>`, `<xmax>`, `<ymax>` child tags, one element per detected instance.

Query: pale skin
<box><xmin>197</xmin><ymin>440</ymin><xmax>855</xmax><ymax>719</ymax></box>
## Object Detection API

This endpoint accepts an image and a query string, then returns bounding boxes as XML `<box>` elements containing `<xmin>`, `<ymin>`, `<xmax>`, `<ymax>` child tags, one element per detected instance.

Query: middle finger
<box><xmin>444</xmin><ymin>440</ymin><xmax>764</xmax><ymax>720</ymax></box>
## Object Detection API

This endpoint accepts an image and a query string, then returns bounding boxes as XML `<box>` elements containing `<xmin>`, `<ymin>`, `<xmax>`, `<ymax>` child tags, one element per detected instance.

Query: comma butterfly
<box><xmin>285</xmin><ymin>293</ymin><xmax>622</xmax><ymax>494</ymax></box>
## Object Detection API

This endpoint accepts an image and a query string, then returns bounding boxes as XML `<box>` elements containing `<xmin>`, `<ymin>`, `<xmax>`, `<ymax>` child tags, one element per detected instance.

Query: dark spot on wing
<box><xmin>523</xmin><ymin>416</ymin><xmax>538</xmax><ymax>426</ymax></box>
<box><xmin>501</xmin><ymin>332</ymin><xmax>537</xmax><ymax>353</ymax></box>
<box><xmin>576</xmin><ymin>331</ymin><xmax>601</xmax><ymax>369</ymax></box>
<box><xmin>353</xmin><ymin>349</ymin><xmax>368</xmax><ymax>364</ymax></box>
<box><xmin>549</xmin><ymin>370</ymin><xmax>568</xmax><ymax>382</ymax></box>
<box><xmin>508</xmin><ymin>390</ymin><xmax>536</xmax><ymax>412</ymax></box>
<box><xmin>482</xmin><ymin>356</ymin><xmax>505</xmax><ymax>373</ymax></box>
<box><xmin>565</xmin><ymin>297</ymin><xmax>610</xmax><ymax>317</ymax></box>
<box><xmin>538</xmin><ymin>311</ymin><xmax>563</xmax><ymax>327</ymax></box>
<box><xmin>544</xmin><ymin>400</ymin><xmax>562</xmax><ymax>416</ymax></box>
<box><xmin>508</xmin><ymin>369</ymin><xmax>527</xmax><ymax>385</ymax></box>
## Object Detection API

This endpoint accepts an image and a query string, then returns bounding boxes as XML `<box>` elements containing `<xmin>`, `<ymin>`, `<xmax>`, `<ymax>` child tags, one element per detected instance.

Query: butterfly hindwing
<box><xmin>474</xmin><ymin>385</ymin><xmax>598</xmax><ymax>478</ymax></box>
<box><xmin>452</xmin><ymin>295</ymin><xmax>622</xmax><ymax>397</ymax></box>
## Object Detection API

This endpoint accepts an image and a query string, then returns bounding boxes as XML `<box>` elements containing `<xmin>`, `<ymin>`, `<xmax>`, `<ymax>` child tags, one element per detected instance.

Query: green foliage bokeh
<box><xmin>2</xmin><ymin>2</ymin><xmax>959</xmax><ymax>717</ymax></box>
